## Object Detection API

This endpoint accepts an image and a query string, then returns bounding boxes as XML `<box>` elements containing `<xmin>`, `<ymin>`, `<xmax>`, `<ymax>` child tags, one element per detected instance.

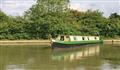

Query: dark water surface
<box><xmin>0</xmin><ymin>44</ymin><xmax>120</xmax><ymax>70</ymax></box>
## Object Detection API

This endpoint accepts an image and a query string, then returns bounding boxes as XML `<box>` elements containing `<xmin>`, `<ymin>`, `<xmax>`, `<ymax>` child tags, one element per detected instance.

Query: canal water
<box><xmin>0</xmin><ymin>44</ymin><xmax>120</xmax><ymax>70</ymax></box>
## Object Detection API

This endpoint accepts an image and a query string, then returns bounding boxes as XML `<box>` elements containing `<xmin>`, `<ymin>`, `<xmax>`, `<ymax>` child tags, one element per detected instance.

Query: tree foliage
<box><xmin>0</xmin><ymin>0</ymin><xmax>120</xmax><ymax>39</ymax></box>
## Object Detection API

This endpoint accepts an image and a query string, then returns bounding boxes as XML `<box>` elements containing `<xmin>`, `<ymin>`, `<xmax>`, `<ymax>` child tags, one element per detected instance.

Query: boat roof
<box><xmin>58</xmin><ymin>35</ymin><xmax>99</xmax><ymax>37</ymax></box>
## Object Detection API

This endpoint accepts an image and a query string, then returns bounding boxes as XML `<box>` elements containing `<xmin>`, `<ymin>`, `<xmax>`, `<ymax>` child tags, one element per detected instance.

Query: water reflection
<box><xmin>6</xmin><ymin>64</ymin><xmax>25</xmax><ymax>70</ymax></box>
<box><xmin>52</xmin><ymin>45</ymin><xmax>100</xmax><ymax>62</ymax></box>
<box><xmin>0</xmin><ymin>44</ymin><xmax>120</xmax><ymax>70</ymax></box>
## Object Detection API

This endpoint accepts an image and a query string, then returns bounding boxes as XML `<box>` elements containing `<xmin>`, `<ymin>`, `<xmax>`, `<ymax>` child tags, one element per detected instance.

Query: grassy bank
<box><xmin>0</xmin><ymin>40</ymin><xmax>51</xmax><ymax>46</ymax></box>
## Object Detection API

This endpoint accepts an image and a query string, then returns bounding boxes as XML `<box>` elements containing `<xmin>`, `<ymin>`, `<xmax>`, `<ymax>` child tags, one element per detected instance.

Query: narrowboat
<box><xmin>51</xmin><ymin>35</ymin><xmax>103</xmax><ymax>48</ymax></box>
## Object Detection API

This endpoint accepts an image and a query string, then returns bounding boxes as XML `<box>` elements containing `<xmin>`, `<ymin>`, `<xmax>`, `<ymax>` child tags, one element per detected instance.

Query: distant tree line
<box><xmin>0</xmin><ymin>0</ymin><xmax>120</xmax><ymax>40</ymax></box>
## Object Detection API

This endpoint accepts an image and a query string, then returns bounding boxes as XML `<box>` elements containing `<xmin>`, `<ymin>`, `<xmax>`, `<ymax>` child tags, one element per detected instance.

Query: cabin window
<box><xmin>60</xmin><ymin>36</ymin><xmax>64</xmax><ymax>41</ymax></box>
<box><xmin>66</xmin><ymin>36</ymin><xmax>69</xmax><ymax>38</ymax></box>
<box><xmin>73</xmin><ymin>37</ymin><xmax>77</xmax><ymax>41</ymax></box>
<box><xmin>95</xmin><ymin>37</ymin><xmax>97</xmax><ymax>40</ymax></box>
<box><xmin>87</xmin><ymin>37</ymin><xmax>89</xmax><ymax>40</ymax></box>
<box><xmin>82</xmin><ymin>37</ymin><xmax>85</xmax><ymax>40</ymax></box>
<box><xmin>65</xmin><ymin>36</ymin><xmax>70</xmax><ymax>41</ymax></box>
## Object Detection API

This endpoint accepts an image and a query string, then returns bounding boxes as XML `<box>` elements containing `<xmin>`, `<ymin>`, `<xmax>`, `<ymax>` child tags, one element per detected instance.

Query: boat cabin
<box><xmin>56</xmin><ymin>35</ymin><xmax>100</xmax><ymax>41</ymax></box>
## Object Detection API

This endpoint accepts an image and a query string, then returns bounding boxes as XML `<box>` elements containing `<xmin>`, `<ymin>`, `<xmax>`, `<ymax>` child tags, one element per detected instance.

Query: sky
<box><xmin>0</xmin><ymin>0</ymin><xmax>120</xmax><ymax>17</ymax></box>
<box><xmin>0</xmin><ymin>0</ymin><xmax>36</xmax><ymax>16</ymax></box>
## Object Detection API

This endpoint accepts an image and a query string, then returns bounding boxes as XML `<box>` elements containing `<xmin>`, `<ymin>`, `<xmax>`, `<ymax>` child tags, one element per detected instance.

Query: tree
<box><xmin>0</xmin><ymin>11</ymin><xmax>12</xmax><ymax>39</ymax></box>
<box><xmin>69</xmin><ymin>10</ymin><xmax>105</xmax><ymax>36</ymax></box>
<box><xmin>24</xmin><ymin>0</ymin><xmax>71</xmax><ymax>39</ymax></box>
<box><xmin>109</xmin><ymin>13</ymin><xmax>120</xmax><ymax>19</ymax></box>
<box><xmin>108</xmin><ymin>13</ymin><xmax>120</xmax><ymax>37</ymax></box>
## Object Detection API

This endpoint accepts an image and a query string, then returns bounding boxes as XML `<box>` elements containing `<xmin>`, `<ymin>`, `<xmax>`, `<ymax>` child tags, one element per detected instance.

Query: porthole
<box><xmin>60</xmin><ymin>36</ymin><xmax>64</xmax><ymax>41</ymax></box>
<box><xmin>74</xmin><ymin>37</ymin><xmax>77</xmax><ymax>41</ymax></box>
<box><xmin>82</xmin><ymin>37</ymin><xmax>85</xmax><ymax>40</ymax></box>
<box><xmin>87</xmin><ymin>37</ymin><xmax>89</xmax><ymax>40</ymax></box>
<box><xmin>95</xmin><ymin>37</ymin><xmax>97</xmax><ymax>40</ymax></box>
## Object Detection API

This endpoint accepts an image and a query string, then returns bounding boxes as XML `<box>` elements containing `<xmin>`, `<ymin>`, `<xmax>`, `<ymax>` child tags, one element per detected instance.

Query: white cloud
<box><xmin>70</xmin><ymin>3</ymin><xmax>81</xmax><ymax>11</ymax></box>
<box><xmin>0</xmin><ymin>0</ymin><xmax>120</xmax><ymax>17</ymax></box>
<box><xmin>70</xmin><ymin>0</ymin><xmax>120</xmax><ymax>17</ymax></box>
<box><xmin>1</xmin><ymin>0</ymin><xmax>36</xmax><ymax>16</ymax></box>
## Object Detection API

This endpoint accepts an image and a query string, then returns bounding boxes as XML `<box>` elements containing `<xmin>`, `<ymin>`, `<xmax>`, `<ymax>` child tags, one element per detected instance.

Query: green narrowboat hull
<box><xmin>52</xmin><ymin>40</ymin><xmax>103</xmax><ymax>48</ymax></box>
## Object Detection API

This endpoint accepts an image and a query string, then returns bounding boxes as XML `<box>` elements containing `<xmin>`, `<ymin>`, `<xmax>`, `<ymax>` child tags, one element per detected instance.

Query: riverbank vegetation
<box><xmin>0</xmin><ymin>0</ymin><xmax>120</xmax><ymax>40</ymax></box>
